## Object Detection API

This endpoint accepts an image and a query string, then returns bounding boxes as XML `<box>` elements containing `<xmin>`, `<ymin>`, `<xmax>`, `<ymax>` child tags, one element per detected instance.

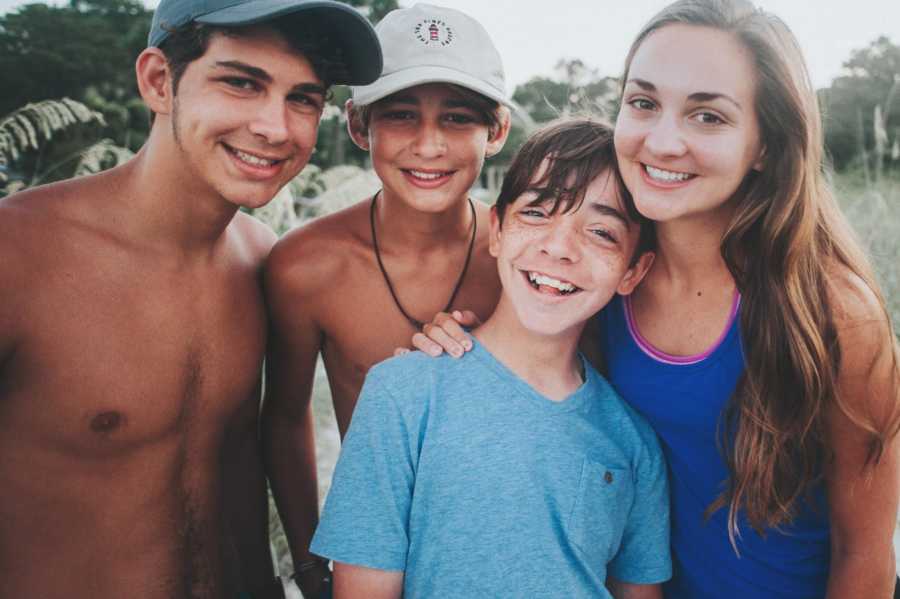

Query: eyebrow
<box><xmin>626</xmin><ymin>77</ymin><xmax>742</xmax><ymax>111</ymax></box>
<box><xmin>589</xmin><ymin>203</ymin><xmax>631</xmax><ymax>230</ymax></box>
<box><xmin>213</xmin><ymin>60</ymin><xmax>326</xmax><ymax>97</ymax></box>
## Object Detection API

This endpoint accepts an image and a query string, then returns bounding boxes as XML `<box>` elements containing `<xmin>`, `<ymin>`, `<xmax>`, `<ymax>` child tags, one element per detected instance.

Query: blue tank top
<box><xmin>597</xmin><ymin>294</ymin><xmax>830</xmax><ymax>599</ymax></box>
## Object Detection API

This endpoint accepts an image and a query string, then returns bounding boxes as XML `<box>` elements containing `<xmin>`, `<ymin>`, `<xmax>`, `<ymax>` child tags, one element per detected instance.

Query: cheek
<box><xmin>613</xmin><ymin>115</ymin><xmax>640</xmax><ymax>157</ymax></box>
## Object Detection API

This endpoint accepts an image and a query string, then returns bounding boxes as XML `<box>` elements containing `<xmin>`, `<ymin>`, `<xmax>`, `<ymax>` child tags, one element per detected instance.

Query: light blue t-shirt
<box><xmin>311</xmin><ymin>339</ymin><xmax>671</xmax><ymax>598</ymax></box>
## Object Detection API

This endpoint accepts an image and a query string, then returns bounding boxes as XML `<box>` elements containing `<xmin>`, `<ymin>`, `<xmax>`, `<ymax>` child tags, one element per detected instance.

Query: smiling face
<box><xmin>490</xmin><ymin>168</ymin><xmax>650</xmax><ymax>339</ymax></box>
<box><xmin>166</xmin><ymin>26</ymin><xmax>326</xmax><ymax>210</ymax></box>
<box><xmin>352</xmin><ymin>83</ymin><xmax>506</xmax><ymax>214</ymax></box>
<box><xmin>615</xmin><ymin>24</ymin><xmax>764</xmax><ymax>225</ymax></box>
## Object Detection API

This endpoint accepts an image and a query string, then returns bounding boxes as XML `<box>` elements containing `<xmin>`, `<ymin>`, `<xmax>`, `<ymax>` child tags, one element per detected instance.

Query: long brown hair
<box><xmin>621</xmin><ymin>0</ymin><xmax>900</xmax><ymax>541</ymax></box>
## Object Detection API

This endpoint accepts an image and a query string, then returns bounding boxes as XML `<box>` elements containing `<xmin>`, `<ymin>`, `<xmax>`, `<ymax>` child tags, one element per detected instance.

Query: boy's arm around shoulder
<box><xmin>824</xmin><ymin>270</ymin><xmax>900</xmax><ymax>599</ymax></box>
<box><xmin>260</xmin><ymin>223</ymin><xmax>341</xmax><ymax>588</ymax></box>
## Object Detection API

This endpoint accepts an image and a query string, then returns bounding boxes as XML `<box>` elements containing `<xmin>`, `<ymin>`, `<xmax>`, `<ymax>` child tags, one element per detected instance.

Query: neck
<box><xmin>119</xmin><ymin>129</ymin><xmax>240</xmax><ymax>254</ymax></box>
<box><xmin>650</xmin><ymin>209</ymin><xmax>735</xmax><ymax>292</ymax></box>
<box><xmin>374</xmin><ymin>188</ymin><xmax>474</xmax><ymax>252</ymax></box>
<box><xmin>474</xmin><ymin>297</ymin><xmax>584</xmax><ymax>401</ymax></box>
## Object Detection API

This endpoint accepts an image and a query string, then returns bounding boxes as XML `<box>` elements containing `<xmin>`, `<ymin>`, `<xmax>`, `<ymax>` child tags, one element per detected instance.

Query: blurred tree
<box><xmin>512</xmin><ymin>59</ymin><xmax>619</xmax><ymax>124</ymax></box>
<box><xmin>820</xmin><ymin>36</ymin><xmax>900</xmax><ymax>170</ymax></box>
<box><xmin>0</xmin><ymin>0</ymin><xmax>150</xmax><ymax>116</ymax></box>
<box><xmin>337</xmin><ymin>0</ymin><xmax>398</xmax><ymax>23</ymax></box>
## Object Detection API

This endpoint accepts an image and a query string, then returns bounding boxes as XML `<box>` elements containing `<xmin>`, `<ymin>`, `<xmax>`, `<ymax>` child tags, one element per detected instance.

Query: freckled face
<box><xmin>363</xmin><ymin>83</ymin><xmax>500</xmax><ymax>214</ymax></box>
<box><xmin>490</xmin><ymin>169</ymin><xmax>645</xmax><ymax>338</ymax></box>
<box><xmin>614</xmin><ymin>24</ymin><xmax>764</xmax><ymax>224</ymax></box>
<box><xmin>169</xmin><ymin>27</ymin><xmax>326</xmax><ymax>210</ymax></box>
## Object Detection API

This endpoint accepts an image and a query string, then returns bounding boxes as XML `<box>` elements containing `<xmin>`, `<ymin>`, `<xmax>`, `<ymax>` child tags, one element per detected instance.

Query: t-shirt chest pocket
<box><xmin>565</xmin><ymin>459</ymin><xmax>634</xmax><ymax>567</ymax></box>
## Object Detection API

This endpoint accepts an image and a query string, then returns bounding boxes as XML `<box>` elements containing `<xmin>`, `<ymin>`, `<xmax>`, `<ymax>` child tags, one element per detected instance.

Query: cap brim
<box><xmin>196</xmin><ymin>0</ymin><xmax>382</xmax><ymax>85</ymax></box>
<box><xmin>352</xmin><ymin>65</ymin><xmax>513</xmax><ymax>108</ymax></box>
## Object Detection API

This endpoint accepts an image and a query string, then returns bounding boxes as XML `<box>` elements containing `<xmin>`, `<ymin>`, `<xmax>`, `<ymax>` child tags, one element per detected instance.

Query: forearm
<box><xmin>224</xmin><ymin>418</ymin><xmax>276</xmax><ymax>591</ymax></box>
<box><xmin>262</xmin><ymin>410</ymin><xmax>322</xmax><ymax>568</ymax></box>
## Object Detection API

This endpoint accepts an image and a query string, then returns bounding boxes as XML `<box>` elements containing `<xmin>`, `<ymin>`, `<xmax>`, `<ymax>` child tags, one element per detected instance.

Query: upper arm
<box><xmin>333</xmin><ymin>562</ymin><xmax>403</xmax><ymax>599</ymax></box>
<box><xmin>261</xmin><ymin>233</ymin><xmax>331</xmax><ymax>424</ymax></box>
<box><xmin>606</xmin><ymin>579</ymin><xmax>662</xmax><ymax>599</ymax></box>
<box><xmin>825</xmin><ymin>272</ymin><xmax>899</xmax><ymax>572</ymax></box>
<box><xmin>0</xmin><ymin>209</ymin><xmax>27</xmax><ymax>368</ymax></box>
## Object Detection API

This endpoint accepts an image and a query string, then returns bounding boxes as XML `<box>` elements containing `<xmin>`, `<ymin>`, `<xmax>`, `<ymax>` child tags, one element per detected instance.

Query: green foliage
<box><xmin>336</xmin><ymin>0</ymin><xmax>398</xmax><ymax>23</ymax></box>
<box><xmin>832</xmin><ymin>169</ymin><xmax>900</xmax><ymax>331</ymax></box>
<box><xmin>819</xmin><ymin>36</ymin><xmax>900</xmax><ymax>170</ymax></box>
<box><xmin>0</xmin><ymin>98</ymin><xmax>132</xmax><ymax>197</ymax></box>
<box><xmin>0</xmin><ymin>0</ymin><xmax>151</xmax><ymax>117</ymax></box>
<box><xmin>512</xmin><ymin>59</ymin><xmax>619</xmax><ymax>124</ymax></box>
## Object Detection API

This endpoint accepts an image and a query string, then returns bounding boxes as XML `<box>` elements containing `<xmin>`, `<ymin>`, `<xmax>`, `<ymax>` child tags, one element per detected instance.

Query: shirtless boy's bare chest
<box><xmin>5</xmin><ymin>241</ymin><xmax>266</xmax><ymax>455</ymax></box>
<box><xmin>314</xmin><ymin>252</ymin><xmax>500</xmax><ymax>434</ymax></box>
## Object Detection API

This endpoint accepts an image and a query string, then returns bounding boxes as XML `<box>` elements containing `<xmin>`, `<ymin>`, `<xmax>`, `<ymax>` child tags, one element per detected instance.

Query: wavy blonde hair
<box><xmin>621</xmin><ymin>0</ymin><xmax>900</xmax><ymax>540</ymax></box>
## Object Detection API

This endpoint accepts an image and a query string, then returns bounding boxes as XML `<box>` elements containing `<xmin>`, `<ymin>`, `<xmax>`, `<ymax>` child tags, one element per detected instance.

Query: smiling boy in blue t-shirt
<box><xmin>311</xmin><ymin>118</ymin><xmax>671</xmax><ymax>599</ymax></box>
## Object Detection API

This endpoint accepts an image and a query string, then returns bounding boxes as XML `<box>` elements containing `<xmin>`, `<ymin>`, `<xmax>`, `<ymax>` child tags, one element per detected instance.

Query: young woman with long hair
<box><xmin>603</xmin><ymin>0</ymin><xmax>900</xmax><ymax>595</ymax></box>
<box><xmin>413</xmin><ymin>0</ymin><xmax>900</xmax><ymax>596</ymax></box>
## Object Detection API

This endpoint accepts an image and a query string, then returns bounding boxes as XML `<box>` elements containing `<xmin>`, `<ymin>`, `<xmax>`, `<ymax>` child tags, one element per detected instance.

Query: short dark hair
<box><xmin>495</xmin><ymin>118</ymin><xmax>655</xmax><ymax>264</ymax></box>
<box><xmin>350</xmin><ymin>83</ymin><xmax>504</xmax><ymax>140</ymax></box>
<box><xmin>151</xmin><ymin>16</ymin><xmax>348</xmax><ymax>123</ymax></box>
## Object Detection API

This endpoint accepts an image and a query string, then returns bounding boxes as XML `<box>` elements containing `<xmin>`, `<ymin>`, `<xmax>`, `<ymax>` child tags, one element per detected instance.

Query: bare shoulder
<box><xmin>265</xmin><ymin>200</ymin><xmax>371</xmax><ymax>301</ymax></box>
<box><xmin>826</xmin><ymin>265</ymin><xmax>893</xmax><ymax>347</ymax></box>
<box><xmin>0</xmin><ymin>179</ymin><xmax>83</xmax><ymax>265</ymax></box>
<box><xmin>825</xmin><ymin>264</ymin><xmax>898</xmax><ymax>415</ymax></box>
<box><xmin>230</xmin><ymin>211</ymin><xmax>278</xmax><ymax>265</ymax></box>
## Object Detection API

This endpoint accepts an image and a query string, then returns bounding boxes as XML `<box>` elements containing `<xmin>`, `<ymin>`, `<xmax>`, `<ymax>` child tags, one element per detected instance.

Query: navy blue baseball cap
<box><xmin>148</xmin><ymin>0</ymin><xmax>383</xmax><ymax>85</ymax></box>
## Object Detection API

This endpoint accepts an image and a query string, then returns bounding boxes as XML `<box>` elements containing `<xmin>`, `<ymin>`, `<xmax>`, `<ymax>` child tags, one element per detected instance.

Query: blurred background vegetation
<box><xmin>2</xmin><ymin>0</ymin><xmax>899</xmax><ymax>587</ymax></box>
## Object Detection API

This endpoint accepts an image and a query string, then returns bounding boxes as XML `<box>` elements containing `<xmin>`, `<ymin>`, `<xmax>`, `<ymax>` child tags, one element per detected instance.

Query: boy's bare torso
<box><xmin>266</xmin><ymin>197</ymin><xmax>500</xmax><ymax>435</ymax></box>
<box><xmin>0</xmin><ymin>174</ymin><xmax>274</xmax><ymax>598</ymax></box>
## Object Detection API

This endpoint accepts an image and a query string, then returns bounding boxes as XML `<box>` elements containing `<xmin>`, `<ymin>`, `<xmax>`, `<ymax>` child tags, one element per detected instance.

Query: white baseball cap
<box><xmin>350</xmin><ymin>3</ymin><xmax>511</xmax><ymax>107</ymax></box>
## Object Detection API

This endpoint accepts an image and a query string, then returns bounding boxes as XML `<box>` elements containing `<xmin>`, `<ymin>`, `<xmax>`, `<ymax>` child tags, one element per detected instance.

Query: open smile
<box><xmin>401</xmin><ymin>168</ymin><xmax>456</xmax><ymax>188</ymax></box>
<box><xmin>642</xmin><ymin>163</ymin><xmax>696</xmax><ymax>185</ymax></box>
<box><xmin>523</xmin><ymin>270</ymin><xmax>581</xmax><ymax>296</ymax></box>
<box><xmin>223</xmin><ymin>143</ymin><xmax>289</xmax><ymax>175</ymax></box>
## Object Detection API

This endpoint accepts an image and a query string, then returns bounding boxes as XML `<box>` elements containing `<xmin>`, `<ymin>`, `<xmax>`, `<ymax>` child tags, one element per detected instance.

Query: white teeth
<box><xmin>408</xmin><ymin>170</ymin><xmax>448</xmax><ymax>180</ymax></box>
<box><xmin>528</xmin><ymin>272</ymin><xmax>577</xmax><ymax>293</ymax></box>
<box><xmin>233</xmin><ymin>148</ymin><xmax>276</xmax><ymax>167</ymax></box>
<box><xmin>645</xmin><ymin>165</ymin><xmax>691</xmax><ymax>182</ymax></box>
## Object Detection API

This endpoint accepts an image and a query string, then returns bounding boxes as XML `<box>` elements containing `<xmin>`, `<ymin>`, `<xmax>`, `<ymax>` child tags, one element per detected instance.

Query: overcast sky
<box><xmin>2</xmin><ymin>0</ymin><xmax>898</xmax><ymax>90</ymax></box>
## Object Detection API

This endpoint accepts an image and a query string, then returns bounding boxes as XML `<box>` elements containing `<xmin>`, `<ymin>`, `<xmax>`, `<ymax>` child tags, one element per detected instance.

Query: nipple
<box><xmin>90</xmin><ymin>411</ymin><xmax>124</xmax><ymax>433</ymax></box>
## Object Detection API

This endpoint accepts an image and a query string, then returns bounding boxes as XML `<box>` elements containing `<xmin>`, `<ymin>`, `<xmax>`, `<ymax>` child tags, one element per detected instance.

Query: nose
<box><xmin>642</xmin><ymin>113</ymin><xmax>687</xmax><ymax>159</ymax></box>
<box><xmin>539</xmin><ymin>218</ymin><xmax>579</xmax><ymax>263</ymax></box>
<box><xmin>411</xmin><ymin>120</ymin><xmax>447</xmax><ymax>159</ymax></box>
<box><xmin>248</xmin><ymin>98</ymin><xmax>290</xmax><ymax>146</ymax></box>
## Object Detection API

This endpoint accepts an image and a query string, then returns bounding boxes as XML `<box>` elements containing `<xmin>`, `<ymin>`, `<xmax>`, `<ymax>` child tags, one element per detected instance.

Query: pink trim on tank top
<box><xmin>623</xmin><ymin>290</ymin><xmax>741</xmax><ymax>365</ymax></box>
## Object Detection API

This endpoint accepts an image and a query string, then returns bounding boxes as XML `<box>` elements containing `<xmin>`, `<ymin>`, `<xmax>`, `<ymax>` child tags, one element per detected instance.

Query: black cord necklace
<box><xmin>369</xmin><ymin>189</ymin><xmax>477</xmax><ymax>330</ymax></box>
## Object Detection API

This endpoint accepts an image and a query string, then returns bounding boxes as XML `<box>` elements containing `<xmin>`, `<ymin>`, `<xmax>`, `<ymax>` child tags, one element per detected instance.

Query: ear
<box><xmin>136</xmin><ymin>47</ymin><xmax>174</xmax><ymax>116</ymax></box>
<box><xmin>488</xmin><ymin>205</ymin><xmax>502</xmax><ymax>258</ymax></box>
<box><xmin>346</xmin><ymin>99</ymin><xmax>370</xmax><ymax>151</ymax></box>
<box><xmin>752</xmin><ymin>145</ymin><xmax>766</xmax><ymax>172</ymax></box>
<box><xmin>485</xmin><ymin>106</ymin><xmax>512</xmax><ymax>158</ymax></box>
<box><xmin>616</xmin><ymin>251</ymin><xmax>654</xmax><ymax>296</ymax></box>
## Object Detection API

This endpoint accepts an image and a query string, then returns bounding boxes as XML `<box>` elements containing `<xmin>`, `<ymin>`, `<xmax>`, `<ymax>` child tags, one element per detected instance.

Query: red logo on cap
<box><xmin>415</xmin><ymin>19</ymin><xmax>454</xmax><ymax>47</ymax></box>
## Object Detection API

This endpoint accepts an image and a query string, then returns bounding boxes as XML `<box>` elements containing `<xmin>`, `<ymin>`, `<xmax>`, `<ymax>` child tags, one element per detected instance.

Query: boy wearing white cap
<box><xmin>311</xmin><ymin>119</ymin><xmax>670</xmax><ymax>598</ymax></box>
<box><xmin>262</xmin><ymin>3</ymin><xmax>510</xmax><ymax>594</ymax></box>
<box><xmin>0</xmin><ymin>0</ymin><xmax>380</xmax><ymax>597</ymax></box>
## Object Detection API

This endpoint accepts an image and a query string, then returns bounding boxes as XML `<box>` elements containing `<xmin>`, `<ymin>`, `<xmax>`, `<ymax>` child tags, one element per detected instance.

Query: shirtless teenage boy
<box><xmin>0</xmin><ymin>1</ymin><xmax>380</xmax><ymax>597</ymax></box>
<box><xmin>262</xmin><ymin>4</ymin><xmax>510</xmax><ymax>594</ymax></box>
